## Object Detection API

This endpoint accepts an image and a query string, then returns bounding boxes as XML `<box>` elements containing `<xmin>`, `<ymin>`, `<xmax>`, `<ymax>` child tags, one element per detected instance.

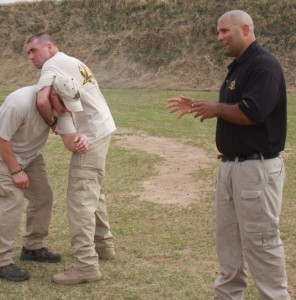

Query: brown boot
<box><xmin>95</xmin><ymin>247</ymin><xmax>116</xmax><ymax>260</ymax></box>
<box><xmin>52</xmin><ymin>266</ymin><xmax>102</xmax><ymax>285</ymax></box>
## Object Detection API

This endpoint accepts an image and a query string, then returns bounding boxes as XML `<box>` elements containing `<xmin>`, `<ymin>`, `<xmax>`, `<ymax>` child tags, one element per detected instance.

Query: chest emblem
<box><xmin>228</xmin><ymin>80</ymin><xmax>236</xmax><ymax>90</ymax></box>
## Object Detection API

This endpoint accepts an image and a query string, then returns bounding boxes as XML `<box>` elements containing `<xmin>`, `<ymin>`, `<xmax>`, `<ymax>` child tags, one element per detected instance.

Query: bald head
<box><xmin>217</xmin><ymin>10</ymin><xmax>256</xmax><ymax>58</ymax></box>
<box><xmin>220</xmin><ymin>10</ymin><xmax>255</xmax><ymax>35</ymax></box>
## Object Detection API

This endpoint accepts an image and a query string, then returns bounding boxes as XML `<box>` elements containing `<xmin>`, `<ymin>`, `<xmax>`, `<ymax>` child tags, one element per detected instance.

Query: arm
<box><xmin>60</xmin><ymin>133</ymin><xmax>89</xmax><ymax>153</ymax></box>
<box><xmin>0</xmin><ymin>137</ymin><xmax>29</xmax><ymax>188</ymax></box>
<box><xmin>167</xmin><ymin>96</ymin><xmax>252</xmax><ymax>125</ymax></box>
<box><xmin>36</xmin><ymin>86</ymin><xmax>56</xmax><ymax>125</ymax></box>
<box><xmin>191</xmin><ymin>99</ymin><xmax>253</xmax><ymax>125</ymax></box>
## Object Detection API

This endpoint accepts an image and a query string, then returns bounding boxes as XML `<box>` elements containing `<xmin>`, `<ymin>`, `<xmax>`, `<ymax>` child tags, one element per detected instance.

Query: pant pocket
<box><xmin>241</xmin><ymin>190</ymin><xmax>262</xmax><ymax>219</ymax></box>
<box><xmin>245</xmin><ymin>221</ymin><xmax>282</xmax><ymax>249</ymax></box>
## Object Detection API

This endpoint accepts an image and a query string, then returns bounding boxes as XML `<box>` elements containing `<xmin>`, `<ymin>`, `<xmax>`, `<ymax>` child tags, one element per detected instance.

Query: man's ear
<box><xmin>242</xmin><ymin>24</ymin><xmax>250</xmax><ymax>36</ymax></box>
<box><xmin>47</xmin><ymin>42</ymin><xmax>55</xmax><ymax>54</ymax></box>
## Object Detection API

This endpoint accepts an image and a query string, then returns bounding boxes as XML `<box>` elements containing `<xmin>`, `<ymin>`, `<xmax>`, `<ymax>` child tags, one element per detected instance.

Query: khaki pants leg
<box><xmin>94</xmin><ymin>190</ymin><xmax>114</xmax><ymax>250</ymax></box>
<box><xmin>22</xmin><ymin>154</ymin><xmax>53</xmax><ymax>249</ymax></box>
<box><xmin>214</xmin><ymin>157</ymin><xmax>290</xmax><ymax>300</ymax></box>
<box><xmin>67</xmin><ymin>135</ymin><xmax>113</xmax><ymax>269</ymax></box>
<box><xmin>214</xmin><ymin>161</ymin><xmax>248</xmax><ymax>300</ymax></box>
<box><xmin>0</xmin><ymin>161</ymin><xmax>24</xmax><ymax>267</ymax></box>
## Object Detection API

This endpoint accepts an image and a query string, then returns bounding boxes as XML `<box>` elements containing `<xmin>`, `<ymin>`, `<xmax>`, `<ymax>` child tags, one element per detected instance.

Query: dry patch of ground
<box><xmin>113</xmin><ymin>128</ymin><xmax>216</xmax><ymax>207</ymax></box>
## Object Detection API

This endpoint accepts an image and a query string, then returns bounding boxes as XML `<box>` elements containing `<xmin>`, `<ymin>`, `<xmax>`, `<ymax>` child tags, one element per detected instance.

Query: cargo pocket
<box><xmin>68</xmin><ymin>169</ymin><xmax>99</xmax><ymax>213</ymax></box>
<box><xmin>241</xmin><ymin>190</ymin><xmax>262</xmax><ymax>219</ymax></box>
<box><xmin>245</xmin><ymin>221</ymin><xmax>282</xmax><ymax>250</ymax></box>
<box><xmin>69</xmin><ymin>169</ymin><xmax>98</xmax><ymax>189</ymax></box>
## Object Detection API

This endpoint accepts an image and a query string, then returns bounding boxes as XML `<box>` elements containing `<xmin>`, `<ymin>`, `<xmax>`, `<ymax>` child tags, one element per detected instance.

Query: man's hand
<box><xmin>167</xmin><ymin>96</ymin><xmax>220</xmax><ymax>122</ymax></box>
<box><xmin>12</xmin><ymin>170</ymin><xmax>29</xmax><ymax>189</ymax></box>
<box><xmin>74</xmin><ymin>135</ymin><xmax>89</xmax><ymax>153</ymax></box>
<box><xmin>166</xmin><ymin>96</ymin><xmax>195</xmax><ymax>119</ymax></box>
<box><xmin>191</xmin><ymin>101</ymin><xmax>220</xmax><ymax>122</ymax></box>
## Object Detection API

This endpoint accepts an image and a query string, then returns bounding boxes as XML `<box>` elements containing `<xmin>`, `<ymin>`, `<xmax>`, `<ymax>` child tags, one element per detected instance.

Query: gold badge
<box><xmin>228</xmin><ymin>80</ymin><xmax>236</xmax><ymax>90</ymax></box>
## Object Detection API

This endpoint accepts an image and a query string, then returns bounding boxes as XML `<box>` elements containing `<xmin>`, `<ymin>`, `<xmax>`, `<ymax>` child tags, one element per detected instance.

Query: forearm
<box><xmin>216</xmin><ymin>103</ymin><xmax>252</xmax><ymax>125</ymax></box>
<box><xmin>60</xmin><ymin>134</ymin><xmax>78</xmax><ymax>152</ymax></box>
<box><xmin>60</xmin><ymin>133</ymin><xmax>89</xmax><ymax>153</ymax></box>
<box><xmin>191</xmin><ymin>101</ymin><xmax>253</xmax><ymax>125</ymax></box>
<box><xmin>37</xmin><ymin>87</ymin><xmax>55</xmax><ymax>125</ymax></box>
<box><xmin>0</xmin><ymin>138</ymin><xmax>22</xmax><ymax>173</ymax></box>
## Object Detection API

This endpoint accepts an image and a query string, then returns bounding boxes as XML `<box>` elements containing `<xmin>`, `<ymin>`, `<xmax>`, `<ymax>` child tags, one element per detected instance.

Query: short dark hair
<box><xmin>26</xmin><ymin>32</ymin><xmax>57</xmax><ymax>46</ymax></box>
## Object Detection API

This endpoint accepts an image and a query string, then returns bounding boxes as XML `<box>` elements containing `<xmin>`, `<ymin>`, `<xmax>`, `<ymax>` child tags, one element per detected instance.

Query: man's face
<box><xmin>216</xmin><ymin>15</ymin><xmax>245</xmax><ymax>59</ymax></box>
<box><xmin>49</xmin><ymin>88</ymin><xmax>68</xmax><ymax>116</ymax></box>
<box><xmin>26</xmin><ymin>38</ymin><xmax>52</xmax><ymax>69</ymax></box>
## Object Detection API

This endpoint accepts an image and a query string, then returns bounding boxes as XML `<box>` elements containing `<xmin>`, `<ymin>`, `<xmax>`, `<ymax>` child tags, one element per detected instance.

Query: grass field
<box><xmin>0</xmin><ymin>88</ymin><xmax>295</xmax><ymax>299</ymax></box>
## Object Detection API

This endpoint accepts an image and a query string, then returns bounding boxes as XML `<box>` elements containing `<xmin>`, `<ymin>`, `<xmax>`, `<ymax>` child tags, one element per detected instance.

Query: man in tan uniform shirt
<box><xmin>0</xmin><ymin>85</ymin><xmax>88</xmax><ymax>282</ymax></box>
<box><xmin>27</xmin><ymin>32</ymin><xmax>116</xmax><ymax>285</ymax></box>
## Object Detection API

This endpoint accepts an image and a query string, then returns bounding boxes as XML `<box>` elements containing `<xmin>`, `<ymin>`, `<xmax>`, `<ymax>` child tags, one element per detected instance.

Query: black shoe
<box><xmin>0</xmin><ymin>264</ymin><xmax>30</xmax><ymax>281</ymax></box>
<box><xmin>20</xmin><ymin>247</ymin><xmax>61</xmax><ymax>263</ymax></box>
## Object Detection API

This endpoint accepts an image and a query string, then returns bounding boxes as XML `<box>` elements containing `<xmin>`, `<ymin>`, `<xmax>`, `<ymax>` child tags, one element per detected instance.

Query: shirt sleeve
<box><xmin>0</xmin><ymin>99</ymin><xmax>26</xmax><ymax>141</ymax></box>
<box><xmin>35</xmin><ymin>68</ymin><xmax>56</xmax><ymax>93</ymax></box>
<box><xmin>238</xmin><ymin>57</ymin><xmax>282</xmax><ymax>124</ymax></box>
<box><xmin>55</xmin><ymin>112</ymin><xmax>77</xmax><ymax>135</ymax></box>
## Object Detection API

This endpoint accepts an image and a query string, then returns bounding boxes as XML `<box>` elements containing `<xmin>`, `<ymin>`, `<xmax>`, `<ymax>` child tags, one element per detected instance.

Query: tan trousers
<box><xmin>67</xmin><ymin>134</ymin><xmax>113</xmax><ymax>270</ymax></box>
<box><xmin>0</xmin><ymin>154</ymin><xmax>53</xmax><ymax>267</ymax></box>
<box><xmin>214</xmin><ymin>156</ymin><xmax>290</xmax><ymax>300</ymax></box>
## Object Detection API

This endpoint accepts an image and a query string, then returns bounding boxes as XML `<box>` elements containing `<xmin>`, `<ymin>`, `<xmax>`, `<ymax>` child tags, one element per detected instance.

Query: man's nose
<box><xmin>217</xmin><ymin>33</ymin><xmax>223</xmax><ymax>42</ymax></box>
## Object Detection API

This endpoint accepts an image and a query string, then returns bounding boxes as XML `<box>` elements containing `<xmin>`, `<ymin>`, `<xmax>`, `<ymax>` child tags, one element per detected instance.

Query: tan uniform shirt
<box><xmin>0</xmin><ymin>85</ymin><xmax>49</xmax><ymax>167</ymax></box>
<box><xmin>36</xmin><ymin>52</ymin><xmax>116</xmax><ymax>143</ymax></box>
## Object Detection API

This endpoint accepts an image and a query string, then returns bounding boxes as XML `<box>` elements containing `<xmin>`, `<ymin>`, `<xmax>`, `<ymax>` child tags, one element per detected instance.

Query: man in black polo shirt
<box><xmin>167</xmin><ymin>10</ymin><xmax>290</xmax><ymax>300</ymax></box>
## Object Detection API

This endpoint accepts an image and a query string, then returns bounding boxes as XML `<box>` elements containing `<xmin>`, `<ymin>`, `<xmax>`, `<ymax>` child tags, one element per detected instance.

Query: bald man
<box><xmin>167</xmin><ymin>10</ymin><xmax>290</xmax><ymax>299</ymax></box>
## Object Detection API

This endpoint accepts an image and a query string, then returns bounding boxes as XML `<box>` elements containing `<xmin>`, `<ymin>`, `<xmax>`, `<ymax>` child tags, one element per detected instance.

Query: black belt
<box><xmin>221</xmin><ymin>153</ymin><xmax>279</xmax><ymax>162</ymax></box>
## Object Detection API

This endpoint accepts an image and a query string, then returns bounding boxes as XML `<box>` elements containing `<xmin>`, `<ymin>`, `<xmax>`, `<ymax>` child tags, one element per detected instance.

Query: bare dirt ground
<box><xmin>113</xmin><ymin>128</ymin><xmax>216</xmax><ymax>207</ymax></box>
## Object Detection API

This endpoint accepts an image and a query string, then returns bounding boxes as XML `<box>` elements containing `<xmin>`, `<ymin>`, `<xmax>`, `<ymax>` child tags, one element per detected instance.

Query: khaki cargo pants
<box><xmin>0</xmin><ymin>154</ymin><xmax>53</xmax><ymax>267</ymax></box>
<box><xmin>214</xmin><ymin>156</ymin><xmax>290</xmax><ymax>300</ymax></box>
<box><xmin>67</xmin><ymin>134</ymin><xmax>114</xmax><ymax>270</ymax></box>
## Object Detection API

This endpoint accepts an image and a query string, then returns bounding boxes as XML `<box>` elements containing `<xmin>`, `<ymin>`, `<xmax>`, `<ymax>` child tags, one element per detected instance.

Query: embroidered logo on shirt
<box><xmin>228</xmin><ymin>80</ymin><xmax>236</xmax><ymax>90</ymax></box>
<box><xmin>79</xmin><ymin>64</ymin><xmax>96</xmax><ymax>86</ymax></box>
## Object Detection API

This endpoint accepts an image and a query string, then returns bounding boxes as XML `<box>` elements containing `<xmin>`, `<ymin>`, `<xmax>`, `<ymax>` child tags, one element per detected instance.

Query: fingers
<box><xmin>15</xmin><ymin>181</ymin><xmax>29</xmax><ymax>189</ymax></box>
<box><xmin>167</xmin><ymin>97</ymin><xmax>181</xmax><ymax>103</ymax></box>
<box><xmin>191</xmin><ymin>101</ymin><xmax>203</xmax><ymax>108</ymax></box>
<box><xmin>193</xmin><ymin>113</ymin><xmax>205</xmax><ymax>122</ymax></box>
<box><xmin>13</xmin><ymin>173</ymin><xmax>29</xmax><ymax>189</ymax></box>
<box><xmin>180</xmin><ymin>96</ymin><xmax>194</xmax><ymax>102</ymax></box>
<box><xmin>18</xmin><ymin>182</ymin><xmax>29</xmax><ymax>189</ymax></box>
<box><xmin>75</xmin><ymin>135</ymin><xmax>89</xmax><ymax>153</ymax></box>
<box><xmin>176</xmin><ymin>111</ymin><xmax>187</xmax><ymax>120</ymax></box>
<box><xmin>167</xmin><ymin>107</ymin><xmax>179</xmax><ymax>113</ymax></box>
<box><xmin>76</xmin><ymin>143</ymin><xmax>89</xmax><ymax>153</ymax></box>
<box><xmin>166</xmin><ymin>96</ymin><xmax>200</xmax><ymax>120</ymax></box>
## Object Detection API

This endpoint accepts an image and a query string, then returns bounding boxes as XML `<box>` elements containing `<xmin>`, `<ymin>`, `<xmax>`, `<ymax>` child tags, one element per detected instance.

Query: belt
<box><xmin>221</xmin><ymin>152</ymin><xmax>279</xmax><ymax>162</ymax></box>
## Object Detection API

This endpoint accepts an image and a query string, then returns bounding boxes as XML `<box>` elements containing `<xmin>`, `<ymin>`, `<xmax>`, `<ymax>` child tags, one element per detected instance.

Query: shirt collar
<box><xmin>227</xmin><ymin>41</ymin><xmax>259</xmax><ymax>70</ymax></box>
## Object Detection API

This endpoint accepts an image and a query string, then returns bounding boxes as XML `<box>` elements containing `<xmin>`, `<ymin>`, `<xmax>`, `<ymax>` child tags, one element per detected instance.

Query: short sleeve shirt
<box><xmin>35</xmin><ymin>52</ymin><xmax>116</xmax><ymax>143</ymax></box>
<box><xmin>216</xmin><ymin>42</ymin><xmax>287</xmax><ymax>156</ymax></box>
<box><xmin>0</xmin><ymin>86</ymin><xmax>49</xmax><ymax>167</ymax></box>
<box><xmin>54</xmin><ymin>111</ymin><xmax>77</xmax><ymax>135</ymax></box>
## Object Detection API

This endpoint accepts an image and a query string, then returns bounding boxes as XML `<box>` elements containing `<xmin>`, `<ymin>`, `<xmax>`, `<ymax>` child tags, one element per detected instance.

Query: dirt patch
<box><xmin>113</xmin><ymin>128</ymin><xmax>216</xmax><ymax>207</ymax></box>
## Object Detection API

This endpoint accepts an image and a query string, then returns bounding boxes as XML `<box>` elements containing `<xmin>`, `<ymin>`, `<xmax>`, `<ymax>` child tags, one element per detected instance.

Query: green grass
<box><xmin>0</xmin><ymin>89</ymin><xmax>295</xmax><ymax>299</ymax></box>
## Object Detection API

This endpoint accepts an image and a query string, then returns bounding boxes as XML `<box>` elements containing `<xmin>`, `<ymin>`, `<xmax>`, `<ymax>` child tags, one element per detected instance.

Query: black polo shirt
<box><xmin>216</xmin><ymin>41</ymin><xmax>287</xmax><ymax>156</ymax></box>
